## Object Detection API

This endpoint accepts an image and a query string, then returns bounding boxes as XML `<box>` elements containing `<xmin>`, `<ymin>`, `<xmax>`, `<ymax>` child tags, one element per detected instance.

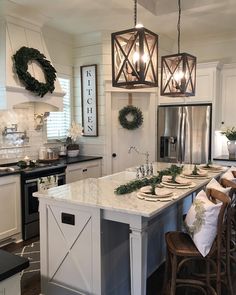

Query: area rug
<box><xmin>13</xmin><ymin>241</ymin><xmax>41</xmax><ymax>293</ymax></box>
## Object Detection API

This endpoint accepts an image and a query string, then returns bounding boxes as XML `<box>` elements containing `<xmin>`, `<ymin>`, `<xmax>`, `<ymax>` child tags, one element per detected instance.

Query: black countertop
<box><xmin>0</xmin><ymin>250</ymin><xmax>29</xmax><ymax>282</ymax></box>
<box><xmin>60</xmin><ymin>155</ymin><xmax>102</xmax><ymax>165</ymax></box>
<box><xmin>213</xmin><ymin>155</ymin><xmax>236</xmax><ymax>162</ymax></box>
<box><xmin>0</xmin><ymin>155</ymin><xmax>102</xmax><ymax>177</ymax></box>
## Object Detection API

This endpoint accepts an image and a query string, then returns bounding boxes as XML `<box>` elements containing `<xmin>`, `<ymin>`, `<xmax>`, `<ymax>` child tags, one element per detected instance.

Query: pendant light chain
<box><xmin>177</xmin><ymin>0</ymin><xmax>181</xmax><ymax>53</ymax></box>
<box><xmin>134</xmin><ymin>0</ymin><xmax>137</xmax><ymax>27</ymax></box>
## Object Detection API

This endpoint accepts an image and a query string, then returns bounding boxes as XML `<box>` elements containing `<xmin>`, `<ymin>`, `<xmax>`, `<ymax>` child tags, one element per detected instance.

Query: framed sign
<box><xmin>81</xmin><ymin>64</ymin><xmax>98</xmax><ymax>136</ymax></box>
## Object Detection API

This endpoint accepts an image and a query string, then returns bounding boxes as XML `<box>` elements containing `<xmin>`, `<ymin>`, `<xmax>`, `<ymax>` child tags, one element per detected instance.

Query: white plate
<box><xmin>140</xmin><ymin>186</ymin><xmax>152</xmax><ymax>193</ymax></box>
<box><xmin>199</xmin><ymin>164</ymin><xmax>222</xmax><ymax>171</ymax></box>
<box><xmin>137</xmin><ymin>192</ymin><xmax>168</xmax><ymax>199</ymax></box>
<box><xmin>138</xmin><ymin>189</ymin><xmax>173</xmax><ymax>198</ymax></box>
<box><xmin>182</xmin><ymin>170</ymin><xmax>207</xmax><ymax>177</ymax></box>
<box><xmin>154</xmin><ymin>187</ymin><xmax>173</xmax><ymax>197</ymax></box>
<box><xmin>161</xmin><ymin>181</ymin><xmax>190</xmax><ymax>187</ymax></box>
<box><xmin>161</xmin><ymin>182</ymin><xmax>196</xmax><ymax>189</ymax></box>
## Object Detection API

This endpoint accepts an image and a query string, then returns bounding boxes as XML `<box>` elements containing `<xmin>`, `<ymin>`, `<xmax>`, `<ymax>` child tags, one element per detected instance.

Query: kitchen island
<box><xmin>34</xmin><ymin>163</ymin><xmax>225</xmax><ymax>295</ymax></box>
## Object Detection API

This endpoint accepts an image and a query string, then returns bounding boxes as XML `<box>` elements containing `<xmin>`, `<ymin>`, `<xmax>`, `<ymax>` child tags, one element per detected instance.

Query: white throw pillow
<box><xmin>229</xmin><ymin>166</ymin><xmax>236</xmax><ymax>172</ymax></box>
<box><xmin>206</xmin><ymin>178</ymin><xmax>231</xmax><ymax>195</ymax></box>
<box><xmin>220</xmin><ymin>170</ymin><xmax>235</xmax><ymax>180</ymax></box>
<box><xmin>184</xmin><ymin>190</ymin><xmax>222</xmax><ymax>257</ymax></box>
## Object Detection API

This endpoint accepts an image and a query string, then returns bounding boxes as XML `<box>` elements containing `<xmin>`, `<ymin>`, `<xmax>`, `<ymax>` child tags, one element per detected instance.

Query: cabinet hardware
<box><xmin>82</xmin><ymin>168</ymin><xmax>88</xmax><ymax>172</ymax></box>
<box><xmin>61</xmin><ymin>213</ymin><xmax>75</xmax><ymax>225</ymax></box>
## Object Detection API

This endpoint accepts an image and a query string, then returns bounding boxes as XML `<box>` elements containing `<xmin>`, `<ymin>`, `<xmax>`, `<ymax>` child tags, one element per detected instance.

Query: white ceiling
<box><xmin>1</xmin><ymin>0</ymin><xmax>236</xmax><ymax>40</ymax></box>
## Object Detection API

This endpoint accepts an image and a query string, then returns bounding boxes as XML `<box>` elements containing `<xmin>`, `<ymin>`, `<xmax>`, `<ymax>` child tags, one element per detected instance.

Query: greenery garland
<box><xmin>118</xmin><ymin>105</ymin><xmax>143</xmax><ymax>130</ymax></box>
<box><xmin>13</xmin><ymin>46</ymin><xmax>57</xmax><ymax>97</ymax></box>
<box><xmin>115</xmin><ymin>165</ymin><xmax>183</xmax><ymax>195</ymax></box>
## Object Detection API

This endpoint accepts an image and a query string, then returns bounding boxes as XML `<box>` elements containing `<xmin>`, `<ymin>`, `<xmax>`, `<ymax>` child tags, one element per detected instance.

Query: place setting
<box><xmin>181</xmin><ymin>165</ymin><xmax>209</xmax><ymax>179</ymax></box>
<box><xmin>136</xmin><ymin>185</ymin><xmax>179</xmax><ymax>202</ymax></box>
<box><xmin>198</xmin><ymin>162</ymin><xmax>224</xmax><ymax>172</ymax></box>
<box><xmin>161</xmin><ymin>175</ymin><xmax>196</xmax><ymax>189</ymax></box>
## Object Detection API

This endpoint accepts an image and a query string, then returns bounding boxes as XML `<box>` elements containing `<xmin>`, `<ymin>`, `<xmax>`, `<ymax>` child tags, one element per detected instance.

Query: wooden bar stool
<box><xmin>163</xmin><ymin>188</ymin><xmax>231</xmax><ymax>295</ymax></box>
<box><xmin>220</xmin><ymin>177</ymin><xmax>236</xmax><ymax>265</ymax></box>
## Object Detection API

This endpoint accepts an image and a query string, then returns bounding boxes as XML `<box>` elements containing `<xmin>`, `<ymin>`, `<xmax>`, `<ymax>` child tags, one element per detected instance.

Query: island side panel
<box><xmin>39</xmin><ymin>198</ymin><xmax>101</xmax><ymax>295</ymax></box>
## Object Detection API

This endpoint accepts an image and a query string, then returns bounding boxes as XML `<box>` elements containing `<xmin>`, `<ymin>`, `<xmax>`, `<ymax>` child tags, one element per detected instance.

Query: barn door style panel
<box><xmin>40</xmin><ymin>202</ymin><xmax>101</xmax><ymax>295</ymax></box>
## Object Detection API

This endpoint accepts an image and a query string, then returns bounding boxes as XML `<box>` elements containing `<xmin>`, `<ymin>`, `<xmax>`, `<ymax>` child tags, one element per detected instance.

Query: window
<box><xmin>46</xmin><ymin>77</ymin><xmax>71</xmax><ymax>140</ymax></box>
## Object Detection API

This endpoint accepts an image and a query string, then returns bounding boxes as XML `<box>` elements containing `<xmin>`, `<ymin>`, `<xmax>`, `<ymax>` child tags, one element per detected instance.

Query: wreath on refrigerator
<box><xmin>118</xmin><ymin>105</ymin><xmax>144</xmax><ymax>130</ymax></box>
<box><xmin>13</xmin><ymin>46</ymin><xmax>57</xmax><ymax>97</ymax></box>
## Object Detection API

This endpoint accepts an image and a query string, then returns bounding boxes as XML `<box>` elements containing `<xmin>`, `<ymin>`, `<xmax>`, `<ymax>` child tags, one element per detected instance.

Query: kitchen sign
<box><xmin>81</xmin><ymin>64</ymin><xmax>98</xmax><ymax>136</ymax></box>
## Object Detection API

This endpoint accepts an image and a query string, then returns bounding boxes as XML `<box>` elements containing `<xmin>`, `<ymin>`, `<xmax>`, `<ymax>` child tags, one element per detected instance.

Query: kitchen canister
<box><xmin>39</xmin><ymin>147</ymin><xmax>47</xmax><ymax>160</ymax></box>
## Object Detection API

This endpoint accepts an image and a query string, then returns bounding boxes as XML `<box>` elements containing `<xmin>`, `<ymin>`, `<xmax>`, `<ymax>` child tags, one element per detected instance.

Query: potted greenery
<box><xmin>221</xmin><ymin>126</ymin><xmax>236</xmax><ymax>140</ymax></box>
<box><xmin>221</xmin><ymin>127</ymin><xmax>236</xmax><ymax>158</ymax></box>
<box><xmin>66</xmin><ymin>122</ymin><xmax>82</xmax><ymax>157</ymax></box>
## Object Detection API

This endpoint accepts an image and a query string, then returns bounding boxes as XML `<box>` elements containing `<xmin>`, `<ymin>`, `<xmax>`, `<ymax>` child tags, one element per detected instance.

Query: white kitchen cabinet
<box><xmin>0</xmin><ymin>175</ymin><xmax>21</xmax><ymax>242</ymax></box>
<box><xmin>66</xmin><ymin>160</ymin><xmax>102</xmax><ymax>184</ymax></box>
<box><xmin>158</xmin><ymin>62</ymin><xmax>221</xmax><ymax>105</ymax></box>
<box><xmin>220</xmin><ymin>64</ymin><xmax>236</xmax><ymax>128</ymax></box>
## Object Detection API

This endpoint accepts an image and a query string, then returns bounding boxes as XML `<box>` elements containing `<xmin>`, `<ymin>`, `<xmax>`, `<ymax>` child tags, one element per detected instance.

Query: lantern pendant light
<box><xmin>111</xmin><ymin>0</ymin><xmax>158</xmax><ymax>89</ymax></box>
<box><xmin>161</xmin><ymin>0</ymin><xmax>196</xmax><ymax>97</ymax></box>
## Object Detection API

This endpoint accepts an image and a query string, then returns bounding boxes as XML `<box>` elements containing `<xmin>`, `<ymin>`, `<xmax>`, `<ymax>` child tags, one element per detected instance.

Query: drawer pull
<box><xmin>82</xmin><ymin>168</ymin><xmax>87</xmax><ymax>172</ymax></box>
<box><xmin>61</xmin><ymin>213</ymin><xmax>75</xmax><ymax>225</ymax></box>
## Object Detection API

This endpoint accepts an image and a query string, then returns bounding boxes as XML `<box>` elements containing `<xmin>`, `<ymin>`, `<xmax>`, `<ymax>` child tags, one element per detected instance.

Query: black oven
<box><xmin>21</xmin><ymin>164</ymin><xmax>66</xmax><ymax>240</ymax></box>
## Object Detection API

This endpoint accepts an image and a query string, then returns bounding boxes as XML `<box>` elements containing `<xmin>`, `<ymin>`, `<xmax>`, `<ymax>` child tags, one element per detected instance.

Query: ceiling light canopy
<box><xmin>161</xmin><ymin>0</ymin><xmax>196</xmax><ymax>97</ymax></box>
<box><xmin>111</xmin><ymin>0</ymin><xmax>158</xmax><ymax>89</ymax></box>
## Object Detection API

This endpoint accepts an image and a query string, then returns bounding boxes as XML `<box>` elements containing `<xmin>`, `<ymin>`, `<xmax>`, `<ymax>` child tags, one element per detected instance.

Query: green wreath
<box><xmin>13</xmin><ymin>46</ymin><xmax>57</xmax><ymax>97</ymax></box>
<box><xmin>118</xmin><ymin>105</ymin><xmax>143</xmax><ymax>130</ymax></box>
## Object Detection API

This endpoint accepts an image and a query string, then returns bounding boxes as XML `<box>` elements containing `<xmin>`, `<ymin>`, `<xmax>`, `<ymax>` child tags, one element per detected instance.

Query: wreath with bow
<box><xmin>13</xmin><ymin>46</ymin><xmax>57</xmax><ymax>97</ymax></box>
<box><xmin>118</xmin><ymin>105</ymin><xmax>143</xmax><ymax>130</ymax></box>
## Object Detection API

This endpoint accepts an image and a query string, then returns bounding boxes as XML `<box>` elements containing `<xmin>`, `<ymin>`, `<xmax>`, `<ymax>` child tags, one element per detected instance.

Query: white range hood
<box><xmin>0</xmin><ymin>16</ymin><xmax>64</xmax><ymax>111</ymax></box>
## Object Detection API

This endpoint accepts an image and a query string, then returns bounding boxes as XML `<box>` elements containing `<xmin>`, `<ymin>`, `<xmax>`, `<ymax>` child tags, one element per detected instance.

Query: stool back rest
<box><xmin>220</xmin><ymin>178</ymin><xmax>236</xmax><ymax>201</ymax></box>
<box><xmin>206</xmin><ymin>188</ymin><xmax>231</xmax><ymax>256</ymax></box>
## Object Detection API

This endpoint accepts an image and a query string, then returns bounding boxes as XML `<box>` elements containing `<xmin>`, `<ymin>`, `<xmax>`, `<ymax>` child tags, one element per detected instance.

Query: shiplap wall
<box><xmin>73</xmin><ymin>32</ymin><xmax>108</xmax><ymax>174</ymax></box>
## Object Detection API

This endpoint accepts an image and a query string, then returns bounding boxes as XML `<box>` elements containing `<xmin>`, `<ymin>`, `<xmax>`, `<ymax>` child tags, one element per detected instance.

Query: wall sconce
<box><xmin>111</xmin><ymin>0</ymin><xmax>158</xmax><ymax>89</ymax></box>
<box><xmin>161</xmin><ymin>0</ymin><xmax>196</xmax><ymax>97</ymax></box>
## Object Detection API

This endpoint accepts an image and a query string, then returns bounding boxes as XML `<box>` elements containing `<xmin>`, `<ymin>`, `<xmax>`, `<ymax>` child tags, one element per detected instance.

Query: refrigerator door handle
<box><xmin>180</xmin><ymin>111</ymin><xmax>186</xmax><ymax>163</ymax></box>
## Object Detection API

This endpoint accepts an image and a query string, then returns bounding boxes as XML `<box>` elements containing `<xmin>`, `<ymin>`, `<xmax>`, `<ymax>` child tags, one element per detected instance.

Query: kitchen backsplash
<box><xmin>0</xmin><ymin>103</ymin><xmax>61</xmax><ymax>164</ymax></box>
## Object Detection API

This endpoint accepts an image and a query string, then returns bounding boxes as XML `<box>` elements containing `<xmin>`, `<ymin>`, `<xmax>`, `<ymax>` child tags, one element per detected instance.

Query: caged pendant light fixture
<box><xmin>161</xmin><ymin>0</ymin><xmax>196</xmax><ymax>97</ymax></box>
<box><xmin>111</xmin><ymin>0</ymin><xmax>158</xmax><ymax>89</ymax></box>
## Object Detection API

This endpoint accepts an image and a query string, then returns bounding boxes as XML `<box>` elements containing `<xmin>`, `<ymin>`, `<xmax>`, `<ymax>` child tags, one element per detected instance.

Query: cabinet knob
<box><xmin>112</xmin><ymin>153</ymin><xmax>117</xmax><ymax>158</ymax></box>
<box><xmin>221</xmin><ymin>121</ymin><xmax>224</xmax><ymax>125</ymax></box>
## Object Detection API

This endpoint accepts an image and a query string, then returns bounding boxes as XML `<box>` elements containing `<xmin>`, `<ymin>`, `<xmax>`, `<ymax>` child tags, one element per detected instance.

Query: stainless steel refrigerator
<box><xmin>157</xmin><ymin>104</ymin><xmax>212</xmax><ymax>164</ymax></box>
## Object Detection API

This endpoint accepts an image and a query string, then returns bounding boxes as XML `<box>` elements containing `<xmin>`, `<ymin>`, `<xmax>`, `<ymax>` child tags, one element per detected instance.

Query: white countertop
<box><xmin>34</xmin><ymin>163</ymin><xmax>226</xmax><ymax>218</ymax></box>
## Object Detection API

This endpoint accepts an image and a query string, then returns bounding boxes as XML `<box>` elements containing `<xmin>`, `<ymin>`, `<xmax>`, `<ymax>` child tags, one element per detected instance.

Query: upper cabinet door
<box><xmin>221</xmin><ymin>65</ymin><xmax>236</xmax><ymax>128</ymax></box>
<box><xmin>158</xmin><ymin>62</ymin><xmax>220</xmax><ymax>105</ymax></box>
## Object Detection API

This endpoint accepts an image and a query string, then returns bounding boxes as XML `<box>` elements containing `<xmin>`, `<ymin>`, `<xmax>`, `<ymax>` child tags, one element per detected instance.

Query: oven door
<box><xmin>24</xmin><ymin>178</ymin><xmax>39</xmax><ymax>224</ymax></box>
<box><xmin>22</xmin><ymin>170</ymin><xmax>66</xmax><ymax>240</ymax></box>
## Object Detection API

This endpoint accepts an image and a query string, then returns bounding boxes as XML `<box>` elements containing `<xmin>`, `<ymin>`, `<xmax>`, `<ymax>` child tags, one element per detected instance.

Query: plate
<box><xmin>137</xmin><ymin>191</ymin><xmax>173</xmax><ymax>199</ymax></box>
<box><xmin>155</xmin><ymin>187</ymin><xmax>173</xmax><ymax>197</ymax></box>
<box><xmin>161</xmin><ymin>182</ymin><xmax>196</xmax><ymax>189</ymax></box>
<box><xmin>199</xmin><ymin>164</ymin><xmax>222</xmax><ymax>171</ymax></box>
<box><xmin>161</xmin><ymin>181</ymin><xmax>190</xmax><ymax>187</ymax></box>
<box><xmin>156</xmin><ymin>195</ymin><xmax>179</xmax><ymax>202</ymax></box>
<box><xmin>182</xmin><ymin>170</ymin><xmax>207</xmax><ymax>177</ymax></box>
<box><xmin>181</xmin><ymin>174</ymin><xmax>209</xmax><ymax>179</ymax></box>
<box><xmin>140</xmin><ymin>186</ymin><xmax>152</xmax><ymax>193</ymax></box>
<box><xmin>162</xmin><ymin>175</ymin><xmax>192</xmax><ymax>186</ymax></box>
<box><xmin>136</xmin><ymin>193</ymin><xmax>158</xmax><ymax>201</ymax></box>
<box><xmin>138</xmin><ymin>188</ymin><xmax>173</xmax><ymax>198</ymax></box>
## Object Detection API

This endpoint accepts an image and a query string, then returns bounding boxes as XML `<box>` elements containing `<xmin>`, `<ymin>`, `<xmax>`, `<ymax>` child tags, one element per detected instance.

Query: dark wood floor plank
<box><xmin>1</xmin><ymin>238</ymin><xmax>236</xmax><ymax>295</ymax></box>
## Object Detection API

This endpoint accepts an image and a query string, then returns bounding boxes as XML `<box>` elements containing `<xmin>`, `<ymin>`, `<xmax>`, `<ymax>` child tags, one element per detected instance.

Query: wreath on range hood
<box><xmin>13</xmin><ymin>46</ymin><xmax>57</xmax><ymax>97</ymax></box>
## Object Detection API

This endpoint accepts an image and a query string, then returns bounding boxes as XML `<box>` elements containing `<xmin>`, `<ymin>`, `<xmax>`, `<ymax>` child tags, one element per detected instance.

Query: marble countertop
<box><xmin>34</xmin><ymin>163</ymin><xmax>226</xmax><ymax>218</ymax></box>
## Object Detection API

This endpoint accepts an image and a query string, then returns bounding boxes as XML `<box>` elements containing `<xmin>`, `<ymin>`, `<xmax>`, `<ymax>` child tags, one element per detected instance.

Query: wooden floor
<box><xmin>1</xmin><ymin>238</ymin><xmax>236</xmax><ymax>295</ymax></box>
